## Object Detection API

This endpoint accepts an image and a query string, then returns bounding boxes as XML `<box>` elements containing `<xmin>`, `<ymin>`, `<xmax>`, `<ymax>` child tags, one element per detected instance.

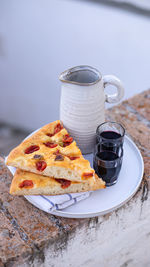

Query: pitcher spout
<box><xmin>59</xmin><ymin>65</ymin><xmax>101</xmax><ymax>86</ymax></box>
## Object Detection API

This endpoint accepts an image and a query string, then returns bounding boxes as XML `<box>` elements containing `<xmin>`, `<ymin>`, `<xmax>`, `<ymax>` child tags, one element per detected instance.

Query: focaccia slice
<box><xmin>10</xmin><ymin>169</ymin><xmax>105</xmax><ymax>195</ymax></box>
<box><xmin>6</xmin><ymin>120</ymin><xmax>96</xmax><ymax>182</ymax></box>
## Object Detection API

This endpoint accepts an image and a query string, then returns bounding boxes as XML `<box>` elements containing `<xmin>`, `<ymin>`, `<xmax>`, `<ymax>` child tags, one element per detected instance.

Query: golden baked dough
<box><xmin>10</xmin><ymin>169</ymin><xmax>105</xmax><ymax>195</ymax></box>
<box><xmin>6</xmin><ymin>120</ymin><xmax>97</xmax><ymax>182</ymax></box>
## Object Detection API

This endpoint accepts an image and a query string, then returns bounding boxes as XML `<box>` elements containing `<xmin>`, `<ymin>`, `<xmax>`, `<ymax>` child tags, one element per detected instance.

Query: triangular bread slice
<box><xmin>7</xmin><ymin>120</ymin><xmax>98</xmax><ymax>182</ymax></box>
<box><xmin>10</xmin><ymin>169</ymin><xmax>105</xmax><ymax>195</ymax></box>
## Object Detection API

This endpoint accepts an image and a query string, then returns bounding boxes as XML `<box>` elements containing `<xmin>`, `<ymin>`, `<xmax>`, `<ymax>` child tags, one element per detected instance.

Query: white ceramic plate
<box><xmin>7</xmin><ymin>134</ymin><xmax>144</xmax><ymax>218</ymax></box>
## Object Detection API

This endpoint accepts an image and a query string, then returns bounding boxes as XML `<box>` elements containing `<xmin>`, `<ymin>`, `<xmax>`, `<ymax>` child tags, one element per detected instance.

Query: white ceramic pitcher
<box><xmin>59</xmin><ymin>65</ymin><xmax>124</xmax><ymax>154</ymax></box>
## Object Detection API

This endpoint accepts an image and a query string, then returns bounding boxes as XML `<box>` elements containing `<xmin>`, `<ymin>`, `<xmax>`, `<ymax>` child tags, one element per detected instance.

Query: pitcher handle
<box><xmin>103</xmin><ymin>75</ymin><xmax>124</xmax><ymax>103</ymax></box>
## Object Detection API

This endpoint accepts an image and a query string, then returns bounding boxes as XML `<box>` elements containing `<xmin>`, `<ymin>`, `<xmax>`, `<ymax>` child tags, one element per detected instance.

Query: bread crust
<box><xmin>10</xmin><ymin>169</ymin><xmax>105</xmax><ymax>195</ymax></box>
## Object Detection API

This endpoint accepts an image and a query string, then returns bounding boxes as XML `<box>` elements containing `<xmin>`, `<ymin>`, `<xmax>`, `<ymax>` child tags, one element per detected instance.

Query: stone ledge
<box><xmin>0</xmin><ymin>157</ymin><xmax>88</xmax><ymax>266</ymax></box>
<box><xmin>124</xmin><ymin>89</ymin><xmax>150</xmax><ymax>122</ymax></box>
<box><xmin>0</xmin><ymin>89</ymin><xmax>150</xmax><ymax>266</ymax></box>
<box><xmin>0</xmin><ymin>211</ymin><xmax>31</xmax><ymax>266</ymax></box>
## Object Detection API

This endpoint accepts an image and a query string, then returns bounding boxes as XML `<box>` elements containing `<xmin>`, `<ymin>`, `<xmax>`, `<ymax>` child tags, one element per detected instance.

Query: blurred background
<box><xmin>0</xmin><ymin>0</ymin><xmax>150</xmax><ymax>155</ymax></box>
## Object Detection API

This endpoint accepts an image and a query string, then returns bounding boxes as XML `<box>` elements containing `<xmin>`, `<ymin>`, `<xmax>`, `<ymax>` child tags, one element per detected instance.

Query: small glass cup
<box><xmin>96</xmin><ymin>121</ymin><xmax>125</xmax><ymax>149</ymax></box>
<box><xmin>93</xmin><ymin>142</ymin><xmax>123</xmax><ymax>186</ymax></box>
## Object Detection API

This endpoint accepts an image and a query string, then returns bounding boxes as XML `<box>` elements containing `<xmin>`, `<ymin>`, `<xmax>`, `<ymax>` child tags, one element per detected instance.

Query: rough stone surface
<box><xmin>124</xmin><ymin>89</ymin><xmax>150</xmax><ymax>122</ymax></box>
<box><xmin>0</xmin><ymin>211</ymin><xmax>31</xmax><ymax>267</ymax></box>
<box><xmin>0</xmin><ymin>89</ymin><xmax>150</xmax><ymax>266</ymax></box>
<box><xmin>106</xmin><ymin>103</ymin><xmax>150</xmax><ymax>152</ymax></box>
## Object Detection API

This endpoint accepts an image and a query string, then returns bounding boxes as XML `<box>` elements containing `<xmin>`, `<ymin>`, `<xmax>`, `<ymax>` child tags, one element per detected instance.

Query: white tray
<box><xmin>7</xmin><ymin>134</ymin><xmax>144</xmax><ymax>218</ymax></box>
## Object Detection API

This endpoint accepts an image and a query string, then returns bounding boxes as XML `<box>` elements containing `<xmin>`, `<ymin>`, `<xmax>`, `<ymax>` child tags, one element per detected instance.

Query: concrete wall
<box><xmin>16</xmin><ymin>189</ymin><xmax>150</xmax><ymax>267</ymax></box>
<box><xmin>42</xmin><ymin>195</ymin><xmax>150</xmax><ymax>267</ymax></box>
<box><xmin>0</xmin><ymin>0</ymin><xmax>150</xmax><ymax>130</ymax></box>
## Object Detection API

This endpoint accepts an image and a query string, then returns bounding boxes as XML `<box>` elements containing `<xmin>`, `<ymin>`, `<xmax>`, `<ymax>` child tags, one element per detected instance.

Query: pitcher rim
<box><xmin>59</xmin><ymin>65</ymin><xmax>102</xmax><ymax>86</ymax></box>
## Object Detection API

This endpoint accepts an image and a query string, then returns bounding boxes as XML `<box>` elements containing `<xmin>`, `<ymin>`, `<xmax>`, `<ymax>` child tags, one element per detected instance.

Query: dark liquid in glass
<box><xmin>93</xmin><ymin>151</ymin><xmax>122</xmax><ymax>186</ymax></box>
<box><xmin>98</xmin><ymin>131</ymin><xmax>122</xmax><ymax>152</ymax></box>
<box><xmin>100</xmin><ymin>131</ymin><xmax>121</xmax><ymax>139</ymax></box>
